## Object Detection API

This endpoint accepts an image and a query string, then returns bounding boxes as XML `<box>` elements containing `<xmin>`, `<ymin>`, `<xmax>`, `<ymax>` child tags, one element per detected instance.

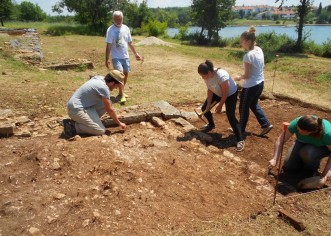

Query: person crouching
<box><xmin>63</xmin><ymin>70</ymin><xmax>126</xmax><ymax>137</ymax></box>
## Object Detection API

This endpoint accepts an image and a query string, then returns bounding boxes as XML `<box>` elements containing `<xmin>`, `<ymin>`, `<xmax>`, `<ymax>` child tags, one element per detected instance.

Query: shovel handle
<box><xmin>200</xmin><ymin>101</ymin><xmax>218</xmax><ymax>116</ymax></box>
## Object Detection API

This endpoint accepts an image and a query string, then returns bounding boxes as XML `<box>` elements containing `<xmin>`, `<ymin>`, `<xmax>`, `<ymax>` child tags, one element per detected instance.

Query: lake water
<box><xmin>167</xmin><ymin>25</ymin><xmax>331</xmax><ymax>45</ymax></box>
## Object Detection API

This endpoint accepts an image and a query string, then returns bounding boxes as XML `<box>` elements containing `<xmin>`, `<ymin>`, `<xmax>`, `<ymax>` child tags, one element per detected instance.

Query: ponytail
<box><xmin>240</xmin><ymin>26</ymin><xmax>256</xmax><ymax>45</ymax></box>
<box><xmin>198</xmin><ymin>59</ymin><xmax>214</xmax><ymax>75</ymax></box>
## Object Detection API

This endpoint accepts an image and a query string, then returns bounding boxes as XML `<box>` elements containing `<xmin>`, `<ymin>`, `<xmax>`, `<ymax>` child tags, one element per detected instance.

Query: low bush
<box><xmin>45</xmin><ymin>23</ymin><xmax>105</xmax><ymax>36</ymax></box>
<box><xmin>141</xmin><ymin>20</ymin><xmax>167</xmax><ymax>37</ymax></box>
<box><xmin>321</xmin><ymin>39</ymin><xmax>331</xmax><ymax>58</ymax></box>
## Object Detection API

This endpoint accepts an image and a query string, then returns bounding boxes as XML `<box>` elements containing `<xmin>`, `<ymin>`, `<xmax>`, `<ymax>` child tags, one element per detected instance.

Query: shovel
<box><xmin>194</xmin><ymin>101</ymin><xmax>217</xmax><ymax>124</ymax></box>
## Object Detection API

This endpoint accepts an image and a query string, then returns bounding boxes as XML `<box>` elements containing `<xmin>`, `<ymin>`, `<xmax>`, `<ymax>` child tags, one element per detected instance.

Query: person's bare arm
<box><xmin>206</xmin><ymin>89</ymin><xmax>214</xmax><ymax>111</ymax></box>
<box><xmin>105</xmin><ymin>43</ymin><xmax>112</xmax><ymax>68</ymax></box>
<box><xmin>321</xmin><ymin>146</ymin><xmax>331</xmax><ymax>181</ymax></box>
<box><xmin>215</xmin><ymin>81</ymin><xmax>229</xmax><ymax>114</ymax></box>
<box><xmin>128</xmin><ymin>42</ymin><xmax>142</xmax><ymax>61</ymax></box>
<box><xmin>268</xmin><ymin>129</ymin><xmax>293</xmax><ymax>169</ymax></box>
<box><xmin>102</xmin><ymin>97</ymin><xmax>126</xmax><ymax>129</ymax></box>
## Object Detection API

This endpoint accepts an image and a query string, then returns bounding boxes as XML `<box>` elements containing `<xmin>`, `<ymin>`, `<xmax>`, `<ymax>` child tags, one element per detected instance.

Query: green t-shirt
<box><xmin>288</xmin><ymin>116</ymin><xmax>331</xmax><ymax>147</ymax></box>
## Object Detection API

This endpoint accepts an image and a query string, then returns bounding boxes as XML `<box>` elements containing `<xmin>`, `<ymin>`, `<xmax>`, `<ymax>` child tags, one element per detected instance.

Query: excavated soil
<box><xmin>1</xmin><ymin>98</ymin><xmax>330</xmax><ymax>235</ymax></box>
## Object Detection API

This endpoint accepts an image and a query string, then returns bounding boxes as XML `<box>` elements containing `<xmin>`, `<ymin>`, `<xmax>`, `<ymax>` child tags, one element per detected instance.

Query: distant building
<box><xmin>270</xmin><ymin>8</ymin><xmax>296</xmax><ymax>19</ymax></box>
<box><xmin>233</xmin><ymin>5</ymin><xmax>296</xmax><ymax>20</ymax></box>
<box><xmin>233</xmin><ymin>5</ymin><xmax>273</xmax><ymax>16</ymax></box>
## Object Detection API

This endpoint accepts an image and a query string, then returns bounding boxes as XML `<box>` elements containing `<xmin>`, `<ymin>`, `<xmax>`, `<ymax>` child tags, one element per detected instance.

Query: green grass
<box><xmin>228</xmin><ymin>19</ymin><xmax>297</xmax><ymax>26</ymax></box>
<box><xmin>0</xmin><ymin>27</ymin><xmax>331</xmax><ymax>236</ymax></box>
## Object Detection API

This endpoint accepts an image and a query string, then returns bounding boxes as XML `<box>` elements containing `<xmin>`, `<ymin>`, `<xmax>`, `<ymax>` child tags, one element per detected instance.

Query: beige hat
<box><xmin>108</xmin><ymin>70</ymin><xmax>125</xmax><ymax>85</ymax></box>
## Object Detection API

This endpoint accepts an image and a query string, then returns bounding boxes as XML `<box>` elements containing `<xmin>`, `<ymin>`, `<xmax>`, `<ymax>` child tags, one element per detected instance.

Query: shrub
<box><xmin>227</xmin><ymin>50</ymin><xmax>245</xmax><ymax>60</ymax></box>
<box><xmin>303</xmin><ymin>40</ymin><xmax>323</xmax><ymax>56</ymax></box>
<box><xmin>141</xmin><ymin>20</ymin><xmax>168</xmax><ymax>37</ymax></box>
<box><xmin>45</xmin><ymin>23</ymin><xmax>104</xmax><ymax>36</ymax></box>
<box><xmin>186</xmin><ymin>32</ymin><xmax>209</xmax><ymax>45</ymax></box>
<box><xmin>178</xmin><ymin>25</ymin><xmax>189</xmax><ymax>40</ymax></box>
<box><xmin>321</xmin><ymin>39</ymin><xmax>331</xmax><ymax>58</ymax></box>
<box><xmin>226</xmin><ymin>37</ymin><xmax>241</xmax><ymax>48</ymax></box>
<box><xmin>257</xmin><ymin>32</ymin><xmax>296</xmax><ymax>53</ymax></box>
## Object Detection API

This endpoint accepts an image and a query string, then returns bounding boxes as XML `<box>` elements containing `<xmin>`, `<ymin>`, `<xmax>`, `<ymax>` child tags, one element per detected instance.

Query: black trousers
<box><xmin>201</xmin><ymin>89</ymin><xmax>243</xmax><ymax>142</ymax></box>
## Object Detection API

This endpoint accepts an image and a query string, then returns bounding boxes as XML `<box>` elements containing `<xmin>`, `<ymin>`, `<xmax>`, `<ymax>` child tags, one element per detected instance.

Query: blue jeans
<box><xmin>202</xmin><ymin>90</ymin><xmax>243</xmax><ymax>142</ymax></box>
<box><xmin>239</xmin><ymin>82</ymin><xmax>270</xmax><ymax>133</ymax></box>
<box><xmin>284</xmin><ymin>140</ymin><xmax>330</xmax><ymax>173</ymax></box>
<box><xmin>112</xmin><ymin>58</ymin><xmax>131</xmax><ymax>72</ymax></box>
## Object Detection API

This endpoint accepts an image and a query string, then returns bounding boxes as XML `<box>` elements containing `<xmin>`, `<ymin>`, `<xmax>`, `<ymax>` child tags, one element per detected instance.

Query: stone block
<box><xmin>103</xmin><ymin>112</ymin><xmax>147</xmax><ymax>127</ymax></box>
<box><xmin>0</xmin><ymin>109</ymin><xmax>13</xmax><ymax>118</ymax></box>
<box><xmin>153</xmin><ymin>100</ymin><xmax>181</xmax><ymax>120</ymax></box>
<box><xmin>151</xmin><ymin>117</ymin><xmax>165</xmax><ymax>127</ymax></box>
<box><xmin>0</xmin><ymin>122</ymin><xmax>15</xmax><ymax>137</ymax></box>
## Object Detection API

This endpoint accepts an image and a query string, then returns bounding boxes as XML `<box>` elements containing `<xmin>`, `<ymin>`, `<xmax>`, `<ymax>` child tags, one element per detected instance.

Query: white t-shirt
<box><xmin>204</xmin><ymin>69</ymin><xmax>237</xmax><ymax>97</ymax></box>
<box><xmin>242</xmin><ymin>46</ymin><xmax>264</xmax><ymax>88</ymax></box>
<box><xmin>105</xmin><ymin>24</ymin><xmax>132</xmax><ymax>59</ymax></box>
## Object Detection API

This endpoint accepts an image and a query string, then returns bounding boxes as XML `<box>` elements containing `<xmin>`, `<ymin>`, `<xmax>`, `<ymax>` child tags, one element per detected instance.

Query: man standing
<box><xmin>63</xmin><ymin>70</ymin><xmax>126</xmax><ymax>138</ymax></box>
<box><xmin>105</xmin><ymin>10</ymin><xmax>142</xmax><ymax>104</ymax></box>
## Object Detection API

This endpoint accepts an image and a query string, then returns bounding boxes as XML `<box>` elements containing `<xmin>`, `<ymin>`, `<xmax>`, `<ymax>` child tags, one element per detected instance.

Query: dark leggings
<box><xmin>239</xmin><ymin>81</ymin><xmax>271</xmax><ymax>133</ymax></box>
<box><xmin>202</xmin><ymin>90</ymin><xmax>243</xmax><ymax>142</ymax></box>
<box><xmin>284</xmin><ymin>140</ymin><xmax>330</xmax><ymax>173</ymax></box>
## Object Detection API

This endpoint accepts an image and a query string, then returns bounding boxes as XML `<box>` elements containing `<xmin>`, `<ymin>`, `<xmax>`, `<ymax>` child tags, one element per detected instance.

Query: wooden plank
<box><xmin>278</xmin><ymin>209</ymin><xmax>306</xmax><ymax>231</ymax></box>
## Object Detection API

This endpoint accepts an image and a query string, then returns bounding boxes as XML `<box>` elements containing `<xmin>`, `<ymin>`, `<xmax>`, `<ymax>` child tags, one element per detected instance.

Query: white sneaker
<box><xmin>236</xmin><ymin>141</ymin><xmax>245</xmax><ymax>152</ymax></box>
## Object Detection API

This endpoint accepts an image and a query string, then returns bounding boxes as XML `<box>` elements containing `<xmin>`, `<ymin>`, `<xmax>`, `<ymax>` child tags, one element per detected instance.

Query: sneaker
<box><xmin>260</xmin><ymin>125</ymin><xmax>273</xmax><ymax>136</ymax></box>
<box><xmin>118</xmin><ymin>93</ymin><xmax>129</xmax><ymax>98</ymax></box>
<box><xmin>236</xmin><ymin>141</ymin><xmax>245</xmax><ymax>152</ymax></box>
<box><xmin>62</xmin><ymin>119</ymin><xmax>76</xmax><ymax>138</ymax></box>
<box><xmin>227</xmin><ymin>127</ymin><xmax>234</xmax><ymax>133</ymax></box>
<box><xmin>120</xmin><ymin>96</ymin><xmax>127</xmax><ymax>104</ymax></box>
<box><xmin>199</xmin><ymin>124</ymin><xmax>215</xmax><ymax>132</ymax></box>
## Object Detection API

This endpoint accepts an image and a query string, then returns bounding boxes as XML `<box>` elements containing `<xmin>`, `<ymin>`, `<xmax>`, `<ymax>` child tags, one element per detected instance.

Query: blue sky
<box><xmin>15</xmin><ymin>0</ymin><xmax>329</xmax><ymax>15</ymax></box>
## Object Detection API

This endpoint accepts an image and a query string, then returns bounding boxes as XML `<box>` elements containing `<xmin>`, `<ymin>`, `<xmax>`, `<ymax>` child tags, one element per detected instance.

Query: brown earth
<box><xmin>1</xmin><ymin>98</ymin><xmax>330</xmax><ymax>236</ymax></box>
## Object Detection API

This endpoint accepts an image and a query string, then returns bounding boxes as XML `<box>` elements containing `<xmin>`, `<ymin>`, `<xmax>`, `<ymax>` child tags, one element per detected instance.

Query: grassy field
<box><xmin>229</xmin><ymin>19</ymin><xmax>297</xmax><ymax>26</ymax></box>
<box><xmin>1</xmin><ymin>24</ymin><xmax>331</xmax><ymax>235</ymax></box>
<box><xmin>1</xmin><ymin>24</ymin><xmax>330</xmax><ymax>115</ymax></box>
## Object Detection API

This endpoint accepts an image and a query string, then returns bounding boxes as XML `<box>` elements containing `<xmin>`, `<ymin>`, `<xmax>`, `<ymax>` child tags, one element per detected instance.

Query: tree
<box><xmin>18</xmin><ymin>1</ymin><xmax>47</xmax><ymax>21</ymax></box>
<box><xmin>276</xmin><ymin>0</ymin><xmax>312</xmax><ymax>52</ymax></box>
<box><xmin>125</xmin><ymin>0</ymin><xmax>151</xmax><ymax>30</ymax></box>
<box><xmin>316</xmin><ymin>2</ymin><xmax>322</xmax><ymax>16</ymax></box>
<box><xmin>239</xmin><ymin>9</ymin><xmax>245</xmax><ymax>19</ymax></box>
<box><xmin>52</xmin><ymin>0</ymin><xmax>128</xmax><ymax>29</ymax></box>
<box><xmin>0</xmin><ymin>0</ymin><xmax>14</xmax><ymax>26</ymax></box>
<box><xmin>191</xmin><ymin>0</ymin><xmax>235</xmax><ymax>43</ymax></box>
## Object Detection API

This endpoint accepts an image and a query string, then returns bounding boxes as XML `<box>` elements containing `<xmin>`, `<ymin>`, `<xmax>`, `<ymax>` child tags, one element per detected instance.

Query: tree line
<box><xmin>1</xmin><ymin>0</ymin><xmax>331</xmax><ymax>53</ymax></box>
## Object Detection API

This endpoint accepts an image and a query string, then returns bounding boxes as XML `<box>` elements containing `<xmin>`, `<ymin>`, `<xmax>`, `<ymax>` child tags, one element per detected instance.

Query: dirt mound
<box><xmin>136</xmin><ymin>36</ymin><xmax>174</xmax><ymax>47</ymax></box>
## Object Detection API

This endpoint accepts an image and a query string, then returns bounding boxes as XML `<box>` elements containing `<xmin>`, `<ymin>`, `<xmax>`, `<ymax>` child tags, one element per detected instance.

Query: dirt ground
<box><xmin>1</xmin><ymin>97</ymin><xmax>330</xmax><ymax>236</ymax></box>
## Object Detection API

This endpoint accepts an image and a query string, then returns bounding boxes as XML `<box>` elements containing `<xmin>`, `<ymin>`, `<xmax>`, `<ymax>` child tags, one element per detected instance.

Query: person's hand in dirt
<box><xmin>268</xmin><ymin>158</ymin><xmax>277</xmax><ymax>170</ymax></box>
<box><xmin>119</xmin><ymin>122</ymin><xmax>126</xmax><ymax>130</ymax></box>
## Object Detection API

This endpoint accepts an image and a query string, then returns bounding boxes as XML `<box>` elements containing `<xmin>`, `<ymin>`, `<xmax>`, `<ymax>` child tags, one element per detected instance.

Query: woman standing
<box><xmin>236</xmin><ymin>26</ymin><xmax>273</xmax><ymax>136</ymax></box>
<box><xmin>198</xmin><ymin>60</ymin><xmax>245</xmax><ymax>151</ymax></box>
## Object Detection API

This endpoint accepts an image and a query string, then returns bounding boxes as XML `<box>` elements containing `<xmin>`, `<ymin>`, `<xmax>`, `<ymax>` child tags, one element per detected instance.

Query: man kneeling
<box><xmin>63</xmin><ymin>70</ymin><xmax>126</xmax><ymax>137</ymax></box>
